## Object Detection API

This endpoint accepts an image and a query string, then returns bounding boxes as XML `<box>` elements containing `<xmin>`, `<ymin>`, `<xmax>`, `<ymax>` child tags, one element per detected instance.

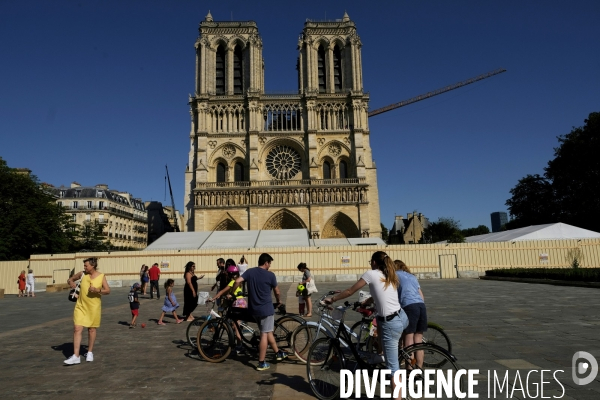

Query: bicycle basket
<box><xmin>332</xmin><ymin>306</ymin><xmax>346</xmax><ymax>321</ymax></box>
<box><xmin>197</xmin><ymin>292</ymin><xmax>209</xmax><ymax>305</ymax></box>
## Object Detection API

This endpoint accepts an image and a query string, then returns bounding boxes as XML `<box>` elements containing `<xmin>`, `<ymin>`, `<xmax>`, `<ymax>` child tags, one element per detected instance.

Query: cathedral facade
<box><xmin>184</xmin><ymin>12</ymin><xmax>381</xmax><ymax>239</ymax></box>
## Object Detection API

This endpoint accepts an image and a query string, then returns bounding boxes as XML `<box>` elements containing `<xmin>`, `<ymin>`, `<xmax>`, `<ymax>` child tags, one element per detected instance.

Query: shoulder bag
<box><xmin>306</xmin><ymin>278</ymin><xmax>318</xmax><ymax>294</ymax></box>
<box><xmin>68</xmin><ymin>274</ymin><xmax>83</xmax><ymax>302</ymax></box>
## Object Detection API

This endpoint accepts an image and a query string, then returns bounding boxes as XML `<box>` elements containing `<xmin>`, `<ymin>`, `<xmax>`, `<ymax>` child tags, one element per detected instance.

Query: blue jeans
<box><xmin>380</xmin><ymin>309</ymin><xmax>409</xmax><ymax>374</ymax></box>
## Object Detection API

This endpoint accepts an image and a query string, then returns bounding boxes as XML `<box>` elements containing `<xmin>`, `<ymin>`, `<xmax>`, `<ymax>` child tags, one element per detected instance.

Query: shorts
<box><xmin>403</xmin><ymin>303</ymin><xmax>427</xmax><ymax>334</ymax></box>
<box><xmin>254</xmin><ymin>314</ymin><xmax>275</xmax><ymax>333</ymax></box>
<box><xmin>130</xmin><ymin>309</ymin><xmax>139</xmax><ymax>316</ymax></box>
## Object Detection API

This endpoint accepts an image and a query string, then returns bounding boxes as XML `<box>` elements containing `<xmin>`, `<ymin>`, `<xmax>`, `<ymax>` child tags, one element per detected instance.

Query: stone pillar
<box><xmin>227</xmin><ymin>47</ymin><xmax>234</xmax><ymax>95</ymax></box>
<box><xmin>327</xmin><ymin>46</ymin><xmax>334</xmax><ymax>94</ymax></box>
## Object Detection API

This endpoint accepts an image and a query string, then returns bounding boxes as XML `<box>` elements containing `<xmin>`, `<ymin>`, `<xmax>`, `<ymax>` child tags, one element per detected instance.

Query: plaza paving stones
<box><xmin>0</xmin><ymin>278</ymin><xmax>599</xmax><ymax>399</ymax></box>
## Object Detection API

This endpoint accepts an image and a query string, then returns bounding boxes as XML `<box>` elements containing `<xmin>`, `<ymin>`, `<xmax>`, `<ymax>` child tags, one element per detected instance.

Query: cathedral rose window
<box><xmin>266</xmin><ymin>145</ymin><xmax>301</xmax><ymax>180</ymax></box>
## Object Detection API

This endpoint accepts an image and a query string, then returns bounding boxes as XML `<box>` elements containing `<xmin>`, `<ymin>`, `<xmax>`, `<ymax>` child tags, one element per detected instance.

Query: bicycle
<box><xmin>188</xmin><ymin>301</ymin><xmax>304</xmax><ymax>350</ymax></box>
<box><xmin>291</xmin><ymin>291</ymin><xmax>369</xmax><ymax>364</ymax></box>
<box><xmin>306</xmin><ymin>301</ymin><xmax>463</xmax><ymax>400</ymax></box>
<box><xmin>196</xmin><ymin>302</ymin><xmax>303</xmax><ymax>362</ymax></box>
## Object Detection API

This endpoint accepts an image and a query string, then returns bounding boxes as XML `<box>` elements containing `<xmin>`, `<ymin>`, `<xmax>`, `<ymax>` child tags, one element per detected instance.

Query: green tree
<box><xmin>506</xmin><ymin>112</ymin><xmax>600</xmax><ymax>231</ymax></box>
<box><xmin>422</xmin><ymin>217</ymin><xmax>464</xmax><ymax>243</ymax></box>
<box><xmin>461</xmin><ymin>225</ymin><xmax>490</xmax><ymax>237</ymax></box>
<box><xmin>505</xmin><ymin>174</ymin><xmax>557</xmax><ymax>229</ymax></box>
<box><xmin>380</xmin><ymin>222</ymin><xmax>389</xmax><ymax>242</ymax></box>
<box><xmin>0</xmin><ymin>158</ymin><xmax>74</xmax><ymax>260</ymax></box>
<box><xmin>72</xmin><ymin>221</ymin><xmax>113</xmax><ymax>252</ymax></box>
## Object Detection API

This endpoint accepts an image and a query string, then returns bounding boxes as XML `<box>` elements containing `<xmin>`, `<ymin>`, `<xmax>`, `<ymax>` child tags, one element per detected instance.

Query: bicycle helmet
<box><xmin>226</xmin><ymin>265</ymin><xmax>239</xmax><ymax>274</ymax></box>
<box><xmin>297</xmin><ymin>284</ymin><xmax>305</xmax><ymax>292</ymax></box>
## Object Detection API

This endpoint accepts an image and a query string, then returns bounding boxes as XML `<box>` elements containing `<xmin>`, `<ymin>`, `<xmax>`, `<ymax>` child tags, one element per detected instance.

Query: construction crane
<box><xmin>368</xmin><ymin>68</ymin><xmax>506</xmax><ymax>118</ymax></box>
<box><xmin>165</xmin><ymin>165</ymin><xmax>180</xmax><ymax>232</ymax></box>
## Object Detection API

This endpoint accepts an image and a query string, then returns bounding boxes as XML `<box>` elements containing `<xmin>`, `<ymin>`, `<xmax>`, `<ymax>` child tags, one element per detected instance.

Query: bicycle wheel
<box><xmin>291</xmin><ymin>324</ymin><xmax>324</xmax><ymax>363</ymax></box>
<box><xmin>196</xmin><ymin>318</ymin><xmax>233</xmax><ymax>363</ymax></box>
<box><xmin>186</xmin><ymin>316</ymin><xmax>207</xmax><ymax>348</ymax></box>
<box><xmin>423</xmin><ymin>323</ymin><xmax>452</xmax><ymax>367</ymax></box>
<box><xmin>400</xmin><ymin>343</ymin><xmax>463</xmax><ymax>400</ymax></box>
<box><xmin>306</xmin><ymin>337</ymin><xmax>345</xmax><ymax>400</ymax></box>
<box><xmin>274</xmin><ymin>315</ymin><xmax>304</xmax><ymax>349</ymax></box>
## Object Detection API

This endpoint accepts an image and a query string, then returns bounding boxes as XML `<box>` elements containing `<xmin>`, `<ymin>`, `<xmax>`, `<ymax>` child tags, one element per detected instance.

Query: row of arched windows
<box><xmin>216</xmin><ymin>160</ymin><xmax>349</xmax><ymax>182</ymax></box>
<box><xmin>216</xmin><ymin>162</ymin><xmax>245</xmax><ymax>182</ymax></box>
<box><xmin>317</xmin><ymin>44</ymin><xmax>343</xmax><ymax>93</ymax></box>
<box><xmin>215</xmin><ymin>45</ymin><xmax>244</xmax><ymax>95</ymax></box>
<box><xmin>323</xmin><ymin>160</ymin><xmax>348</xmax><ymax>179</ymax></box>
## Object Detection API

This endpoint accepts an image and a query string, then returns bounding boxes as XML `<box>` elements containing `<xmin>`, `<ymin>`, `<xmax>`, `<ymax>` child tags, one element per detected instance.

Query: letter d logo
<box><xmin>572</xmin><ymin>351</ymin><xmax>598</xmax><ymax>386</ymax></box>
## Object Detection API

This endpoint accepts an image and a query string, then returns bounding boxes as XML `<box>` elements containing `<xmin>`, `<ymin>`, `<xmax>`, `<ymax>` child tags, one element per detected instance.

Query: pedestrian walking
<box><xmin>157</xmin><ymin>279</ymin><xmax>183</xmax><ymax>325</ymax></box>
<box><xmin>64</xmin><ymin>257</ymin><xmax>111</xmax><ymax>365</ymax></box>
<box><xmin>128</xmin><ymin>283</ymin><xmax>141</xmax><ymax>328</ymax></box>
<box><xmin>233</xmin><ymin>253</ymin><xmax>288</xmax><ymax>371</ymax></box>
<box><xmin>296</xmin><ymin>284</ymin><xmax>307</xmax><ymax>316</ymax></box>
<box><xmin>26</xmin><ymin>269</ymin><xmax>35</xmax><ymax>297</ymax></box>
<box><xmin>211</xmin><ymin>258</ymin><xmax>226</xmax><ymax>309</ymax></box>
<box><xmin>140</xmin><ymin>265</ymin><xmax>149</xmax><ymax>295</ymax></box>
<box><xmin>148</xmin><ymin>263</ymin><xmax>161</xmax><ymax>299</ymax></box>
<box><xmin>297</xmin><ymin>263</ymin><xmax>315</xmax><ymax>317</ymax></box>
<box><xmin>18</xmin><ymin>270</ymin><xmax>26</xmax><ymax>297</ymax></box>
<box><xmin>182</xmin><ymin>261</ymin><xmax>205</xmax><ymax>321</ymax></box>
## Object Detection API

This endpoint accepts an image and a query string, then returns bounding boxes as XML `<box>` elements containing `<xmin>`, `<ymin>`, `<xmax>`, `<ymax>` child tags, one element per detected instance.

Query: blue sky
<box><xmin>1</xmin><ymin>1</ymin><xmax>599</xmax><ymax>231</ymax></box>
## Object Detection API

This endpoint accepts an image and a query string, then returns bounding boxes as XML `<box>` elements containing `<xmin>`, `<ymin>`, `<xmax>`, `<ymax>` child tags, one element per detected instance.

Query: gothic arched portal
<box><xmin>322</xmin><ymin>212</ymin><xmax>360</xmax><ymax>238</ymax></box>
<box><xmin>213</xmin><ymin>216</ymin><xmax>243</xmax><ymax>231</ymax></box>
<box><xmin>262</xmin><ymin>209</ymin><xmax>307</xmax><ymax>230</ymax></box>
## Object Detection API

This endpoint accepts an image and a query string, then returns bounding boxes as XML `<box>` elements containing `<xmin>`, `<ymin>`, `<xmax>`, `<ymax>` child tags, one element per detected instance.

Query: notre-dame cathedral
<box><xmin>184</xmin><ymin>11</ymin><xmax>381</xmax><ymax>239</ymax></box>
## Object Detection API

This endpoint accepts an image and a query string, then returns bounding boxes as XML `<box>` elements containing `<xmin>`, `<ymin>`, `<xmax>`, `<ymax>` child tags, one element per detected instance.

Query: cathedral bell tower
<box><xmin>184</xmin><ymin>12</ymin><xmax>381</xmax><ymax>240</ymax></box>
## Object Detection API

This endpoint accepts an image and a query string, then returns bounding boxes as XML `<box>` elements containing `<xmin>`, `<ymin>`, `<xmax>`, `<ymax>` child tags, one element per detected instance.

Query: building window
<box><xmin>99</xmin><ymin>201</ymin><xmax>104</xmax><ymax>209</ymax></box>
<box><xmin>60</xmin><ymin>190</ymin><xmax>65</xmax><ymax>198</ymax></box>
<box><xmin>215</xmin><ymin>45</ymin><xmax>226</xmax><ymax>95</ymax></box>
<box><xmin>72</xmin><ymin>214</ymin><xmax>77</xmax><ymax>222</ymax></box>
<box><xmin>86</xmin><ymin>214</ymin><xmax>91</xmax><ymax>221</ymax></box>
<box><xmin>216</xmin><ymin>162</ymin><xmax>226</xmax><ymax>183</ymax></box>
<box><xmin>99</xmin><ymin>214</ymin><xmax>104</xmax><ymax>222</ymax></box>
<box><xmin>323</xmin><ymin>161</ymin><xmax>331</xmax><ymax>179</ymax></box>
<box><xmin>234</xmin><ymin>162</ymin><xmax>245</xmax><ymax>182</ymax></box>
<box><xmin>333</xmin><ymin>45</ymin><xmax>343</xmax><ymax>92</ymax></box>
<box><xmin>317</xmin><ymin>45</ymin><xmax>326</xmax><ymax>93</ymax></box>
<box><xmin>87</xmin><ymin>201</ymin><xmax>93</xmax><ymax>209</ymax></box>
<box><xmin>57</xmin><ymin>201</ymin><xmax>62</xmax><ymax>207</ymax></box>
<box><xmin>266</xmin><ymin>145</ymin><xmax>301</xmax><ymax>180</ymax></box>
<box><xmin>339</xmin><ymin>160</ymin><xmax>348</xmax><ymax>179</ymax></box>
<box><xmin>73</xmin><ymin>201</ymin><xmax>78</xmax><ymax>209</ymax></box>
<box><xmin>76</xmin><ymin>190</ymin><xmax>81</xmax><ymax>198</ymax></box>
<box><xmin>233</xmin><ymin>46</ymin><xmax>244</xmax><ymax>95</ymax></box>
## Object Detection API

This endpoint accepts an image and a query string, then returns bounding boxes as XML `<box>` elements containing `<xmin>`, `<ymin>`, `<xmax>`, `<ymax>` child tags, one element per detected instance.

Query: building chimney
<box><xmin>71</xmin><ymin>182</ymin><xmax>81</xmax><ymax>188</ymax></box>
<box><xmin>95</xmin><ymin>184</ymin><xmax>109</xmax><ymax>190</ymax></box>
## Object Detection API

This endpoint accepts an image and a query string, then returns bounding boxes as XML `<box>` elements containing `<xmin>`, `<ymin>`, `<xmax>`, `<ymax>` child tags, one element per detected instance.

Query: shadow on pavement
<box><xmin>51</xmin><ymin>342</ymin><xmax>88</xmax><ymax>358</ymax></box>
<box><xmin>262</xmin><ymin>372</ymin><xmax>314</xmax><ymax>396</ymax></box>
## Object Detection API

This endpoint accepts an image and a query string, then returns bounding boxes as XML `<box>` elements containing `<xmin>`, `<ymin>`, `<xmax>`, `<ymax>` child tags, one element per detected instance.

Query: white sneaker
<box><xmin>85</xmin><ymin>352</ymin><xmax>94</xmax><ymax>362</ymax></box>
<box><xmin>64</xmin><ymin>355</ymin><xmax>81</xmax><ymax>365</ymax></box>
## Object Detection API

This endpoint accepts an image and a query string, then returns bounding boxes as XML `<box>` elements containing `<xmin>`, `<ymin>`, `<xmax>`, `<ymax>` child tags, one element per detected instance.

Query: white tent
<box><xmin>465</xmin><ymin>223</ymin><xmax>600</xmax><ymax>243</ymax></box>
<box><xmin>145</xmin><ymin>229</ymin><xmax>384</xmax><ymax>250</ymax></box>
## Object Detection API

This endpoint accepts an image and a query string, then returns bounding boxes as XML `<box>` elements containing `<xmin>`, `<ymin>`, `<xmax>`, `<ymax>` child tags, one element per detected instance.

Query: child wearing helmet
<box><xmin>296</xmin><ymin>284</ymin><xmax>308</xmax><ymax>315</ymax></box>
<box><xmin>210</xmin><ymin>259</ymin><xmax>246</xmax><ymax>353</ymax></box>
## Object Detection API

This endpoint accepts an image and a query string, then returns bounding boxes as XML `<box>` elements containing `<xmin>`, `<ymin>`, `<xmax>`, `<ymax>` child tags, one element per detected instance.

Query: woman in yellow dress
<box><xmin>64</xmin><ymin>257</ymin><xmax>111</xmax><ymax>365</ymax></box>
